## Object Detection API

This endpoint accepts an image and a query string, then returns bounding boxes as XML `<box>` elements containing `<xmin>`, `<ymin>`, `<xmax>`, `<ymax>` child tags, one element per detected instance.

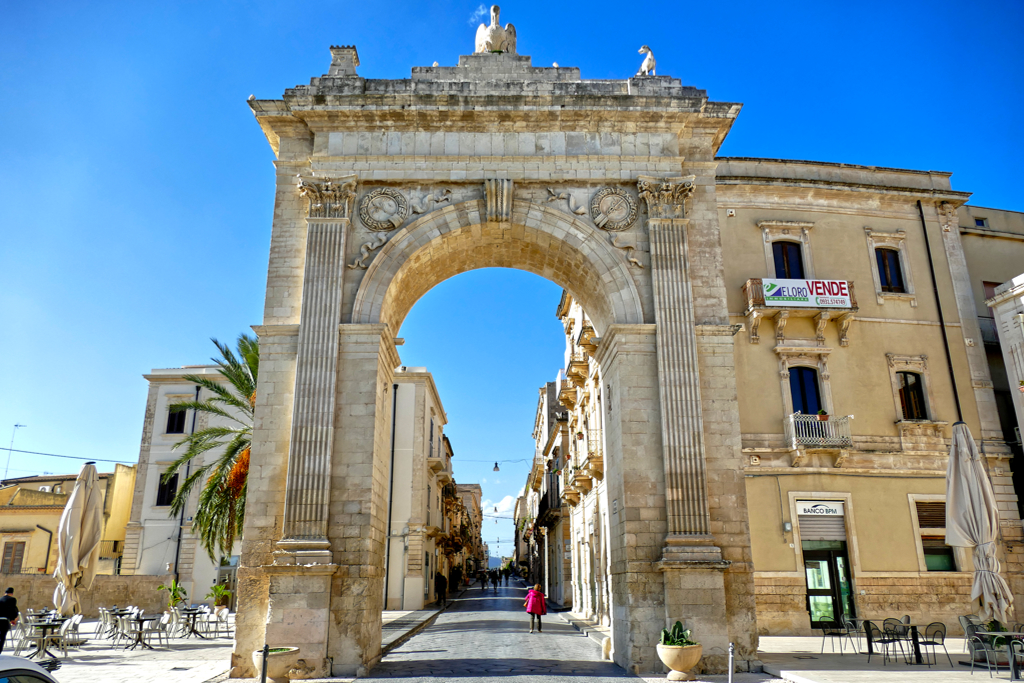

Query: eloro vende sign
<box><xmin>762</xmin><ymin>279</ymin><xmax>852</xmax><ymax>308</ymax></box>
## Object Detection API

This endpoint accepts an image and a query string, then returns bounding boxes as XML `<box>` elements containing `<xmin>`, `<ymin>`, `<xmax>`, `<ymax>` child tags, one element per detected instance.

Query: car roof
<box><xmin>0</xmin><ymin>655</ymin><xmax>58</xmax><ymax>680</ymax></box>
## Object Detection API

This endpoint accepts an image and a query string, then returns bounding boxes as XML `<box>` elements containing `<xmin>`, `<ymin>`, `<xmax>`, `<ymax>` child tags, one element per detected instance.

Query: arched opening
<box><xmin>351</xmin><ymin>200</ymin><xmax>648</xmax><ymax>335</ymax></box>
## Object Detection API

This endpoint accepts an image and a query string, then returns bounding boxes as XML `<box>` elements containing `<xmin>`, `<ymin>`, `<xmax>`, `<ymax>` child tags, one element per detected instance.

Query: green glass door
<box><xmin>803</xmin><ymin>547</ymin><xmax>855</xmax><ymax>627</ymax></box>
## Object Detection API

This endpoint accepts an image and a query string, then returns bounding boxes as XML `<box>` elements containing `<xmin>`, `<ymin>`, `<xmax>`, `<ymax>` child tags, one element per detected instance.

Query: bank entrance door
<box><xmin>797</xmin><ymin>500</ymin><xmax>855</xmax><ymax>628</ymax></box>
<box><xmin>803</xmin><ymin>544</ymin><xmax>854</xmax><ymax>627</ymax></box>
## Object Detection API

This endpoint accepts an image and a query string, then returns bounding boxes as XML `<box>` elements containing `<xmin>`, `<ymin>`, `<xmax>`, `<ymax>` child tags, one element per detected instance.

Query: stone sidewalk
<box><xmin>758</xmin><ymin>635</ymin><xmax>993</xmax><ymax>682</ymax></box>
<box><xmin>25</xmin><ymin>607</ymin><xmax>443</xmax><ymax>683</ymax></box>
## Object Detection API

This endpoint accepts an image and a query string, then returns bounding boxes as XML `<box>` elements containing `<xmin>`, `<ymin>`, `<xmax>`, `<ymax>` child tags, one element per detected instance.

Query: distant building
<box><xmin>0</xmin><ymin>464</ymin><xmax>136</xmax><ymax>576</ymax></box>
<box><xmin>120</xmin><ymin>366</ymin><xmax>240</xmax><ymax>607</ymax></box>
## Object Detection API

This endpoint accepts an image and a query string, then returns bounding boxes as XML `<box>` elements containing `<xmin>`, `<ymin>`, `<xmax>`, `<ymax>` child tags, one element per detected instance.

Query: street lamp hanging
<box><xmin>493</xmin><ymin>462</ymin><xmax>500</xmax><ymax>471</ymax></box>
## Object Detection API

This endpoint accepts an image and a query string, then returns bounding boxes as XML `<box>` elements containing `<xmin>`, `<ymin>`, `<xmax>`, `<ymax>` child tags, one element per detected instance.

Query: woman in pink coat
<box><xmin>524</xmin><ymin>583</ymin><xmax>547</xmax><ymax>633</ymax></box>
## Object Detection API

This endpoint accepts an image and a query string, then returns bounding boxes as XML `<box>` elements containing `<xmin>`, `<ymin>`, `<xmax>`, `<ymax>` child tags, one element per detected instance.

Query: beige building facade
<box><xmin>384</xmin><ymin>367</ymin><xmax>482</xmax><ymax>609</ymax></box>
<box><xmin>0</xmin><ymin>465</ymin><xmax>136</xmax><ymax>577</ymax></box>
<box><xmin>121</xmin><ymin>366</ymin><xmax>240</xmax><ymax>606</ymax></box>
<box><xmin>231</xmin><ymin>12</ymin><xmax>1022</xmax><ymax>678</ymax></box>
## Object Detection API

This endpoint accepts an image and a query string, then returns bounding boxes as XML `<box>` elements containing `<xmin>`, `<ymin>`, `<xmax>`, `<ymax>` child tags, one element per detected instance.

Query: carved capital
<box><xmin>297</xmin><ymin>175</ymin><xmax>356</xmax><ymax>220</ymax></box>
<box><xmin>939</xmin><ymin>201</ymin><xmax>959</xmax><ymax>233</ymax></box>
<box><xmin>637</xmin><ymin>175</ymin><xmax>695</xmax><ymax>219</ymax></box>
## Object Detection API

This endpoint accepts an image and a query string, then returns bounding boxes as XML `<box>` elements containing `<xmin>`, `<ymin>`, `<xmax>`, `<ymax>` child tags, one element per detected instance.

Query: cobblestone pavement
<box><xmin>369</xmin><ymin>582</ymin><xmax>633</xmax><ymax>681</ymax></box>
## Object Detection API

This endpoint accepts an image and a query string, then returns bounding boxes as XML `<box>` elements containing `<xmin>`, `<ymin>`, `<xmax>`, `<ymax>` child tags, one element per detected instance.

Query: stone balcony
<box><xmin>742</xmin><ymin>278</ymin><xmax>858</xmax><ymax>346</ymax></box>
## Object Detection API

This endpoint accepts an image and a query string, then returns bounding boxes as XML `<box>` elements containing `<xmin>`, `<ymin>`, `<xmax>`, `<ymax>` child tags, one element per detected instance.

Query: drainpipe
<box><xmin>917</xmin><ymin>200</ymin><xmax>964</xmax><ymax>422</ymax></box>
<box><xmin>384</xmin><ymin>383</ymin><xmax>398</xmax><ymax>607</ymax></box>
<box><xmin>172</xmin><ymin>384</ymin><xmax>201</xmax><ymax>584</ymax></box>
<box><xmin>36</xmin><ymin>525</ymin><xmax>52</xmax><ymax>574</ymax></box>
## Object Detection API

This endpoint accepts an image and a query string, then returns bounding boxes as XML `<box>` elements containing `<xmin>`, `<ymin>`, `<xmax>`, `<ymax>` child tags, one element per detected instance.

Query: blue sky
<box><xmin>1</xmin><ymin>0</ymin><xmax>1021</xmax><ymax>560</ymax></box>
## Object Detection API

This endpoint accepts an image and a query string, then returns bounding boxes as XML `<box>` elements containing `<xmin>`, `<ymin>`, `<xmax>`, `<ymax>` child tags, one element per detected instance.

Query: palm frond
<box><xmin>166</xmin><ymin>334</ymin><xmax>258</xmax><ymax>562</ymax></box>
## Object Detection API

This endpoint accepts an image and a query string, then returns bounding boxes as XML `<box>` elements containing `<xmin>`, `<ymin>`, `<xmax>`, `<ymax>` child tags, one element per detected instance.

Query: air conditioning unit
<box><xmin>38</xmin><ymin>486</ymin><xmax>51</xmax><ymax>493</ymax></box>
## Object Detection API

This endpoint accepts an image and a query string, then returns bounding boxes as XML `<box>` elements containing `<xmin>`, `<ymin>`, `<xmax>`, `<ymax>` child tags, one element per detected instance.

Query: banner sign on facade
<box><xmin>763</xmin><ymin>279</ymin><xmax>852</xmax><ymax>308</ymax></box>
<box><xmin>796</xmin><ymin>500</ymin><xmax>845</xmax><ymax>516</ymax></box>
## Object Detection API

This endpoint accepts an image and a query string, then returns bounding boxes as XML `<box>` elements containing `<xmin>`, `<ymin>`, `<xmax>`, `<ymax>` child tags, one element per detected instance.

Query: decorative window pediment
<box><xmin>865</xmin><ymin>228</ymin><xmax>917</xmax><ymax>307</ymax></box>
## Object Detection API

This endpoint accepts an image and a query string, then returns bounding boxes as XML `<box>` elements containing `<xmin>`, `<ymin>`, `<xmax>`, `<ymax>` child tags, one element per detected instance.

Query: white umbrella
<box><xmin>945</xmin><ymin>422</ymin><xmax>1014</xmax><ymax>623</ymax></box>
<box><xmin>53</xmin><ymin>462</ymin><xmax>103</xmax><ymax>616</ymax></box>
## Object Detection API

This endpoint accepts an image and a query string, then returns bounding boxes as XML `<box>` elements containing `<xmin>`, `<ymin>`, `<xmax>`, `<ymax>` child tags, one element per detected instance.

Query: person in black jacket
<box><xmin>0</xmin><ymin>587</ymin><xmax>19</xmax><ymax>654</ymax></box>
<box><xmin>434</xmin><ymin>572</ymin><xmax>448</xmax><ymax>608</ymax></box>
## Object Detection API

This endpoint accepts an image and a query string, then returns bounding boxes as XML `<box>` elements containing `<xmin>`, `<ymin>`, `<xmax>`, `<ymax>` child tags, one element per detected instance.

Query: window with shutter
<box><xmin>2</xmin><ymin>541</ymin><xmax>25</xmax><ymax>574</ymax></box>
<box><xmin>914</xmin><ymin>500</ymin><xmax>956</xmax><ymax>571</ymax></box>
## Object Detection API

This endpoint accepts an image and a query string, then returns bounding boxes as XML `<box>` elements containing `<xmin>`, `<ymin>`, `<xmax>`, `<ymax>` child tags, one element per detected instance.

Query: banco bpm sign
<box><xmin>234</xmin><ymin>7</ymin><xmax>757</xmax><ymax>678</ymax></box>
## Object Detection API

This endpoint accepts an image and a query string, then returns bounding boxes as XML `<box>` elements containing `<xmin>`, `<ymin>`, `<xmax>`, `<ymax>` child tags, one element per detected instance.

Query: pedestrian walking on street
<box><xmin>491</xmin><ymin>569</ymin><xmax>499</xmax><ymax>592</ymax></box>
<box><xmin>479</xmin><ymin>570</ymin><xmax>488</xmax><ymax>590</ymax></box>
<box><xmin>524</xmin><ymin>583</ymin><xmax>547</xmax><ymax>633</ymax></box>
<box><xmin>434</xmin><ymin>572</ymin><xmax>448</xmax><ymax>608</ymax></box>
<box><xmin>0</xmin><ymin>587</ymin><xmax>19</xmax><ymax>654</ymax></box>
<box><xmin>502</xmin><ymin>567</ymin><xmax>510</xmax><ymax>585</ymax></box>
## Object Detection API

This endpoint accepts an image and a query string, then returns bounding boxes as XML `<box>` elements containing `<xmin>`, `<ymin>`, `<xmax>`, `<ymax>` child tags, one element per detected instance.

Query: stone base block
<box><xmin>658</xmin><ymin>545</ymin><xmax>731</xmax><ymax>675</ymax></box>
<box><xmin>264</xmin><ymin>563</ymin><xmax>338</xmax><ymax>673</ymax></box>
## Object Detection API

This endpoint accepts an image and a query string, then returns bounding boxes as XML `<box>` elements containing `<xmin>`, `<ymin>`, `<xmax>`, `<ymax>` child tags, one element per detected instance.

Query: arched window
<box><xmin>789</xmin><ymin>367</ymin><xmax>822</xmax><ymax>416</ymax></box>
<box><xmin>875</xmin><ymin>248</ymin><xmax>905</xmax><ymax>293</ymax></box>
<box><xmin>772</xmin><ymin>241</ymin><xmax>805</xmax><ymax>279</ymax></box>
<box><xmin>898</xmin><ymin>371</ymin><xmax>927</xmax><ymax>420</ymax></box>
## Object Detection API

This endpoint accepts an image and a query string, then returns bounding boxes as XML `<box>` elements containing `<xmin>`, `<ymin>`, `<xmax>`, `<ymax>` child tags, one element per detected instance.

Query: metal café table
<box><xmin>27</xmin><ymin>619</ymin><xmax>66</xmax><ymax>660</ymax></box>
<box><xmin>125</xmin><ymin>614</ymin><xmax>161</xmax><ymax>650</ymax></box>
<box><xmin>180</xmin><ymin>608</ymin><xmax>208</xmax><ymax>639</ymax></box>
<box><xmin>976</xmin><ymin>630</ymin><xmax>1024</xmax><ymax>680</ymax></box>
<box><xmin>859</xmin><ymin>620</ymin><xmax>933</xmax><ymax>663</ymax></box>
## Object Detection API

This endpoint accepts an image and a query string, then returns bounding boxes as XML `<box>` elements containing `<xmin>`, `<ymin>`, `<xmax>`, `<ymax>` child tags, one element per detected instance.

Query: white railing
<box><xmin>784</xmin><ymin>413</ymin><xmax>852</xmax><ymax>449</ymax></box>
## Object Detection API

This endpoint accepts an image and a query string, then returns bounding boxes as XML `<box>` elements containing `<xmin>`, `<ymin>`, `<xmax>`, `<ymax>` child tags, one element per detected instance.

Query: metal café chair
<box><xmin>1011</xmin><ymin>639</ymin><xmax>1024</xmax><ymax>680</ymax></box>
<box><xmin>970</xmin><ymin>634</ymin><xmax>1006</xmax><ymax>677</ymax></box>
<box><xmin>919</xmin><ymin>622</ymin><xmax>953</xmax><ymax>668</ymax></box>
<box><xmin>864</xmin><ymin>621</ymin><xmax>900</xmax><ymax>665</ymax></box>
<box><xmin>841</xmin><ymin>617</ymin><xmax>862</xmax><ymax>654</ymax></box>
<box><xmin>883</xmin><ymin>618</ymin><xmax>910</xmax><ymax>663</ymax></box>
<box><xmin>819</xmin><ymin>620</ymin><xmax>848</xmax><ymax>655</ymax></box>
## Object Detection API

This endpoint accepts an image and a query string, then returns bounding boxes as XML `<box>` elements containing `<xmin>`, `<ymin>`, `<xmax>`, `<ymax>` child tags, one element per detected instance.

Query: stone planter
<box><xmin>656</xmin><ymin>643</ymin><xmax>702</xmax><ymax>681</ymax></box>
<box><xmin>252</xmin><ymin>646</ymin><xmax>301</xmax><ymax>683</ymax></box>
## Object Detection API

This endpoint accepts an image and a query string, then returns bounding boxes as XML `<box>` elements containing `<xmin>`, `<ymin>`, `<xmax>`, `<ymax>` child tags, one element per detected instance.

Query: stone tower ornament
<box><xmin>359</xmin><ymin>188</ymin><xmax>408</xmax><ymax>231</ymax></box>
<box><xmin>474</xmin><ymin>5</ymin><xmax>517</xmax><ymax>54</ymax></box>
<box><xmin>637</xmin><ymin>45</ymin><xmax>656</xmax><ymax>76</ymax></box>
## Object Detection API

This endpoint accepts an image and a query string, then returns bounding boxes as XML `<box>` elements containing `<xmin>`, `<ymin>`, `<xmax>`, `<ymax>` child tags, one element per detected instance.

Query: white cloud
<box><xmin>483</xmin><ymin>495</ymin><xmax>516</xmax><ymax>515</ymax></box>
<box><xmin>480</xmin><ymin>477</ymin><xmax>487</xmax><ymax>484</ymax></box>
<box><xmin>468</xmin><ymin>4</ymin><xmax>488</xmax><ymax>25</ymax></box>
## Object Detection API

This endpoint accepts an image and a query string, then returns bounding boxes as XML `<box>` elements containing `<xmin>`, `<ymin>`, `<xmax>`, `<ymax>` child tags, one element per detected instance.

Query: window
<box><xmin>975</xmin><ymin>217</ymin><xmax>988</xmax><ymax>228</ymax></box>
<box><xmin>428</xmin><ymin>419</ymin><xmax>434</xmax><ymax>458</ymax></box>
<box><xmin>166</xmin><ymin>408</ymin><xmax>186</xmax><ymax>434</ymax></box>
<box><xmin>875</xmin><ymin>248</ymin><xmax>905</xmax><ymax>293</ymax></box>
<box><xmin>914</xmin><ymin>500</ymin><xmax>956</xmax><ymax>572</ymax></box>
<box><xmin>897</xmin><ymin>372</ymin><xmax>927</xmax><ymax>420</ymax></box>
<box><xmin>865</xmin><ymin>228</ymin><xmax>916</xmax><ymax>306</ymax></box>
<box><xmin>1</xmin><ymin>541</ymin><xmax>25</xmax><ymax>574</ymax></box>
<box><xmin>772</xmin><ymin>241</ymin><xmax>805</xmax><ymax>279</ymax></box>
<box><xmin>789</xmin><ymin>367</ymin><xmax>822</xmax><ymax>416</ymax></box>
<box><xmin>156</xmin><ymin>472</ymin><xmax>178</xmax><ymax>507</ymax></box>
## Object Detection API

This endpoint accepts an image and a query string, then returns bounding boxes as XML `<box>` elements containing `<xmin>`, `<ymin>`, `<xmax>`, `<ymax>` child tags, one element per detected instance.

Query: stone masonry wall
<box><xmin>754</xmin><ymin>573</ymin><xmax>977</xmax><ymax>635</ymax></box>
<box><xmin>3</xmin><ymin>574</ymin><xmax>173</xmax><ymax>617</ymax></box>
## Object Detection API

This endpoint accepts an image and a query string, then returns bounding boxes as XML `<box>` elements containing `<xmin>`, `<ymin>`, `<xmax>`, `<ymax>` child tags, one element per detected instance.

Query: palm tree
<box><xmin>162</xmin><ymin>333</ymin><xmax>258</xmax><ymax>562</ymax></box>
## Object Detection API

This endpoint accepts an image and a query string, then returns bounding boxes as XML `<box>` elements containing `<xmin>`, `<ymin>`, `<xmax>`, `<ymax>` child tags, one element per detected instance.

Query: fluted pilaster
<box><xmin>279</xmin><ymin>175</ymin><xmax>355</xmax><ymax>551</ymax></box>
<box><xmin>640</xmin><ymin>175</ymin><xmax>715</xmax><ymax>543</ymax></box>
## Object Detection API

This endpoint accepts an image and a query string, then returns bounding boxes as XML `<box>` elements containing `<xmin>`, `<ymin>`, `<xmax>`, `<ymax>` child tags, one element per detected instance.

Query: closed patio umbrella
<box><xmin>945</xmin><ymin>422</ymin><xmax>1014</xmax><ymax>623</ymax></box>
<box><xmin>53</xmin><ymin>462</ymin><xmax>103</xmax><ymax>616</ymax></box>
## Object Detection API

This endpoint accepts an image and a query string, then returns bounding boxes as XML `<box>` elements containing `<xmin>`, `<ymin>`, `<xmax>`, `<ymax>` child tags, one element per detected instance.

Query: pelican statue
<box><xmin>475</xmin><ymin>5</ymin><xmax>517</xmax><ymax>54</ymax></box>
<box><xmin>637</xmin><ymin>45</ymin><xmax>656</xmax><ymax>76</ymax></box>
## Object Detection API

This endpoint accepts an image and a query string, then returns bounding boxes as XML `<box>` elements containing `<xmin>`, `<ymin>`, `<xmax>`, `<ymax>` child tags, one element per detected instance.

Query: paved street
<box><xmin>370</xmin><ymin>582</ymin><xmax>633</xmax><ymax>681</ymax></box>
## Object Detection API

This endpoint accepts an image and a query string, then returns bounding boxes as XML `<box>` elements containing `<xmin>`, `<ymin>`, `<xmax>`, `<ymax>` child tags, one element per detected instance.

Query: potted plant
<box><xmin>252</xmin><ymin>645</ymin><xmax>302</xmax><ymax>683</ymax></box>
<box><xmin>157</xmin><ymin>579</ymin><xmax>188</xmax><ymax>609</ymax></box>
<box><xmin>817</xmin><ymin>409</ymin><xmax>829</xmax><ymax>422</ymax></box>
<box><xmin>206</xmin><ymin>583</ymin><xmax>232</xmax><ymax>608</ymax></box>
<box><xmin>656</xmin><ymin>621</ymin><xmax>702</xmax><ymax>681</ymax></box>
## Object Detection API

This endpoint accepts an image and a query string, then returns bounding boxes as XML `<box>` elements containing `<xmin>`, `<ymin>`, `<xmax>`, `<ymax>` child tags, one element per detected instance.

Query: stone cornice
<box><xmin>592</xmin><ymin>324</ymin><xmax>657</xmax><ymax>370</ymax></box>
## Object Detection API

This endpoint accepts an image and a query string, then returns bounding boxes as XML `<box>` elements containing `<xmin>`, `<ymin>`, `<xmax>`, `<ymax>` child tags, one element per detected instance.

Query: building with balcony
<box><xmin>514</xmin><ymin>164</ymin><xmax>1024</xmax><ymax>641</ymax></box>
<box><xmin>385</xmin><ymin>367</ymin><xmax>461</xmax><ymax>609</ymax></box>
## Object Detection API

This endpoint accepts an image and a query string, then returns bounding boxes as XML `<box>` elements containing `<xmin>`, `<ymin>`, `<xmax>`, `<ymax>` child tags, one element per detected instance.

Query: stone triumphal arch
<box><xmin>234</xmin><ymin>18</ymin><xmax>757</xmax><ymax>677</ymax></box>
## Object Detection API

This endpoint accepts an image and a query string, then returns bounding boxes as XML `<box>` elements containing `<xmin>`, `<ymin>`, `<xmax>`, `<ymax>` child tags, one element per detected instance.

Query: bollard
<box><xmin>728</xmin><ymin>642</ymin><xmax>734</xmax><ymax>683</ymax></box>
<box><xmin>261</xmin><ymin>643</ymin><xmax>269</xmax><ymax>683</ymax></box>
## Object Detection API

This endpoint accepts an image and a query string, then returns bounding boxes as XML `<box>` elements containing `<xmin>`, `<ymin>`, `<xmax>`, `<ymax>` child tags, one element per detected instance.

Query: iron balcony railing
<box><xmin>784</xmin><ymin>413</ymin><xmax>853</xmax><ymax>449</ymax></box>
